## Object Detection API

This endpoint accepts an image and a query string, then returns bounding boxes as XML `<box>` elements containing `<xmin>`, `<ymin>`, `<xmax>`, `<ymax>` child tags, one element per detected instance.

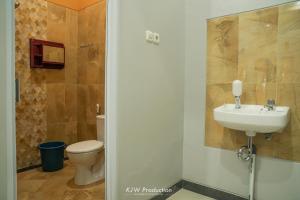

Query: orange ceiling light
<box><xmin>46</xmin><ymin>0</ymin><xmax>100</xmax><ymax>10</ymax></box>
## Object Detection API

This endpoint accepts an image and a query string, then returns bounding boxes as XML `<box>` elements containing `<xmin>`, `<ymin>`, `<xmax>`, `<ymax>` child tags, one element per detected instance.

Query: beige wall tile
<box><xmin>77</xmin><ymin>85</ymin><xmax>87</xmax><ymax>122</ymax></box>
<box><xmin>205</xmin><ymin>84</ymin><xmax>244</xmax><ymax>150</ymax></box>
<box><xmin>77</xmin><ymin>123</ymin><xmax>97</xmax><ymax>141</ymax></box>
<box><xmin>65</xmin><ymin>46</ymin><xmax>78</xmax><ymax>84</ymax></box>
<box><xmin>87</xmin><ymin>43</ymin><xmax>101</xmax><ymax>62</ymax></box>
<box><xmin>207</xmin><ymin>16</ymin><xmax>239</xmax><ymax>85</ymax></box>
<box><xmin>78</xmin><ymin>10</ymin><xmax>88</xmax><ymax>45</ymax></box>
<box><xmin>77</xmin><ymin>48</ymin><xmax>88</xmax><ymax>84</ymax></box>
<box><xmin>86</xmin><ymin>61</ymin><xmax>101</xmax><ymax>84</ymax></box>
<box><xmin>277</xmin><ymin>2</ymin><xmax>300</xmax><ymax>84</ymax></box>
<box><xmin>47</xmin><ymin>2</ymin><xmax>67</xmax><ymax>43</ymax></box>
<box><xmin>86</xmin><ymin>3</ymin><xmax>102</xmax><ymax>44</ymax></box>
<box><xmin>65</xmin><ymin>84</ymin><xmax>78</xmax><ymax>122</ymax></box>
<box><xmin>46</xmin><ymin>69</ymin><xmax>65</xmax><ymax>83</ymax></box>
<box><xmin>47</xmin><ymin>83</ymin><xmax>66</xmax><ymax>123</ymax></box>
<box><xmin>86</xmin><ymin>84</ymin><xmax>102</xmax><ymax>123</ymax></box>
<box><xmin>206</xmin><ymin>84</ymin><xmax>234</xmax><ymax>109</ymax></box>
<box><xmin>65</xmin><ymin>122</ymin><xmax>78</xmax><ymax>145</ymax></box>
<box><xmin>238</xmin><ymin>7</ymin><xmax>278</xmax><ymax>84</ymax></box>
<box><xmin>66</xmin><ymin>9</ymin><xmax>78</xmax><ymax>48</ymax></box>
<box><xmin>98</xmin><ymin>84</ymin><xmax>105</xmax><ymax>112</ymax></box>
<box><xmin>253</xmin><ymin>134</ymin><xmax>276</xmax><ymax>157</ymax></box>
<box><xmin>241</xmin><ymin>83</ymin><xmax>277</xmax><ymax>105</ymax></box>
<box><xmin>47</xmin><ymin>123</ymin><xmax>66</xmax><ymax>141</ymax></box>
<box><xmin>99</xmin><ymin>0</ymin><xmax>106</xmax><ymax>48</ymax></box>
<box><xmin>87</xmin><ymin>123</ymin><xmax>97</xmax><ymax>140</ymax></box>
<box><xmin>46</xmin><ymin>121</ymin><xmax>74</xmax><ymax>157</ymax></box>
<box><xmin>206</xmin><ymin>2</ymin><xmax>300</xmax><ymax>162</ymax></box>
<box><xmin>77</xmin><ymin>1</ymin><xmax>106</xmax><ymax>134</ymax></box>
<box><xmin>277</xmin><ymin>84</ymin><xmax>300</xmax><ymax>132</ymax></box>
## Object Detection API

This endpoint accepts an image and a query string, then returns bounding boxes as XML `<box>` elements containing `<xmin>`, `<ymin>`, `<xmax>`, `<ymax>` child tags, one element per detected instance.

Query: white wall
<box><xmin>113</xmin><ymin>0</ymin><xmax>185</xmax><ymax>199</ymax></box>
<box><xmin>183</xmin><ymin>0</ymin><xmax>300</xmax><ymax>200</ymax></box>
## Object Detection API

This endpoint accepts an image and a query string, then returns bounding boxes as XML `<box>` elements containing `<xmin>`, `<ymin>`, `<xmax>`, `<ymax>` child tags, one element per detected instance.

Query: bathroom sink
<box><xmin>213</xmin><ymin>104</ymin><xmax>290</xmax><ymax>136</ymax></box>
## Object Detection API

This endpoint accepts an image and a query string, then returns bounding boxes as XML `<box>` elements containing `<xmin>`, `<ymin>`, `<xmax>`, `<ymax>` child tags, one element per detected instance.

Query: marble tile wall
<box><xmin>206</xmin><ymin>1</ymin><xmax>300</xmax><ymax>162</ymax></box>
<box><xmin>77</xmin><ymin>0</ymin><xmax>106</xmax><ymax>141</ymax></box>
<box><xmin>45</xmin><ymin>2</ymin><xmax>79</xmax><ymax>152</ymax></box>
<box><xmin>16</xmin><ymin>0</ymin><xmax>106</xmax><ymax>169</ymax></box>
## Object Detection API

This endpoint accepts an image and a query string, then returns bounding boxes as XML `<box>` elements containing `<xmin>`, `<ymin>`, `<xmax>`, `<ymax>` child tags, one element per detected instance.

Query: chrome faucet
<box><xmin>235</xmin><ymin>96</ymin><xmax>241</xmax><ymax>109</ymax></box>
<box><xmin>264</xmin><ymin>99</ymin><xmax>275</xmax><ymax>111</ymax></box>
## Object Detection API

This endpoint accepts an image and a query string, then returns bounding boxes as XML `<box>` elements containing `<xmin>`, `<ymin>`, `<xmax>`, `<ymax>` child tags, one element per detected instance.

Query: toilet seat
<box><xmin>66</xmin><ymin>140</ymin><xmax>103</xmax><ymax>154</ymax></box>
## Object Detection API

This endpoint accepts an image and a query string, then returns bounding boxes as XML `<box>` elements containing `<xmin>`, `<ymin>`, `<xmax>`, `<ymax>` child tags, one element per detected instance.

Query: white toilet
<box><xmin>66</xmin><ymin>115</ymin><xmax>105</xmax><ymax>185</ymax></box>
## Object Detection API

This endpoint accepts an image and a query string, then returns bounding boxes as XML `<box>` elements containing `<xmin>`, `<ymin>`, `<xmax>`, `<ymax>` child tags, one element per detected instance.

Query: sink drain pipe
<box><xmin>237</xmin><ymin>136</ymin><xmax>257</xmax><ymax>200</ymax></box>
<box><xmin>248</xmin><ymin>137</ymin><xmax>256</xmax><ymax>200</ymax></box>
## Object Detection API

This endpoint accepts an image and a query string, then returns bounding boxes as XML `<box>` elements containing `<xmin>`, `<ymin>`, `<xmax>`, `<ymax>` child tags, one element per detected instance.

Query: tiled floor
<box><xmin>167</xmin><ymin>189</ymin><xmax>215</xmax><ymax>200</ymax></box>
<box><xmin>17</xmin><ymin>161</ymin><xmax>105</xmax><ymax>200</ymax></box>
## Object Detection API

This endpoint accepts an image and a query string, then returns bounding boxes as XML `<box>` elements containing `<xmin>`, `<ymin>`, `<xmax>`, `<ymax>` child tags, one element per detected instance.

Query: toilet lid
<box><xmin>66</xmin><ymin>140</ymin><xmax>103</xmax><ymax>153</ymax></box>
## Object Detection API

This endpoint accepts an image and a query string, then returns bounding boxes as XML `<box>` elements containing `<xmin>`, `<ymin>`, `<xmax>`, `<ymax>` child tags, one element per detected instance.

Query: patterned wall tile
<box><xmin>15</xmin><ymin>0</ymin><xmax>48</xmax><ymax>169</ymax></box>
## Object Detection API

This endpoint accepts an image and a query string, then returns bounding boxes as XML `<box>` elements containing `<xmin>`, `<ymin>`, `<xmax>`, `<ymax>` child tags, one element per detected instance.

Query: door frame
<box><xmin>0</xmin><ymin>0</ymin><xmax>120</xmax><ymax>199</ymax></box>
<box><xmin>105</xmin><ymin>0</ymin><xmax>119</xmax><ymax>199</ymax></box>
<box><xmin>0</xmin><ymin>0</ymin><xmax>17</xmax><ymax>199</ymax></box>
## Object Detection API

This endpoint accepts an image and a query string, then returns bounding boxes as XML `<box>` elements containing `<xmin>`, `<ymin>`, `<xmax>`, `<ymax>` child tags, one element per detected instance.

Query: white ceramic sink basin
<box><xmin>214</xmin><ymin>104</ymin><xmax>290</xmax><ymax>136</ymax></box>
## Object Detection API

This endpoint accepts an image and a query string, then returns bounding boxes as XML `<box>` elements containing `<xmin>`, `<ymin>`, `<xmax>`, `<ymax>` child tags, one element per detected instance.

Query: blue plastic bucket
<box><xmin>38</xmin><ymin>141</ymin><xmax>66</xmax><ymax>172</ymax></box>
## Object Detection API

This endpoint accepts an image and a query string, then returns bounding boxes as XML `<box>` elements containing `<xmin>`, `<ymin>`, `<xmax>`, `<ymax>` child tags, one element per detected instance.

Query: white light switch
<box><xmin>145</xmin><ymin>30</ymin><xmax>154</xmax><ymax>43</ymax></box>
<box><xmin>145</xmin><ymin>30</ymin><xmax>160</xmax><ymax>45</ymax></box>
<box><xmin>153</xmin><ymin>33</ymin><xmax>160</xmax><ymax>44</ymax></box>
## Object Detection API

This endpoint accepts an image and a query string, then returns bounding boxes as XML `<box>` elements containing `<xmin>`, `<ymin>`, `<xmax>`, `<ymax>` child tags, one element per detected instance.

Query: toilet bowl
<box><xmin>66</xmin><ymin>115</ymin><xmax>105</xmax><ymax>185</ymax></box>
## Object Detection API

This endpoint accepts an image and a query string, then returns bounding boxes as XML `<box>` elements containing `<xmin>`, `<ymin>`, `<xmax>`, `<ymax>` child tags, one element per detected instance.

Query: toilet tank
<box><xmin>96</xmin><ymin>115</ymin><xmax>105</xmax><ymax>143</ymax></box>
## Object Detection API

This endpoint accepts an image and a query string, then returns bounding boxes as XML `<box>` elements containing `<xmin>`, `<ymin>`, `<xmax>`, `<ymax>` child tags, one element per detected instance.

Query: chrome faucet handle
<box><xmin>265</xmin><ymin>99</ymin><xmax>275</xmax><ymax>111</ymax></box>
<box><xmin>267</xmin><ymin>99</ymin><xmax>275</xmax><ymax>106</ymax></box>
<box><xmin>235</xmin><ymin>96</ymin><xmax>241</xmax><ymax>109</ymax></box>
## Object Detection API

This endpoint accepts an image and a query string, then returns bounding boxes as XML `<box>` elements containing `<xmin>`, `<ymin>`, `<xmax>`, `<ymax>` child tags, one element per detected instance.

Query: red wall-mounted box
<box><xmin>30</xmin><ymin>39</ymin><xmax>65</xmax><ymax>69</ymax></box>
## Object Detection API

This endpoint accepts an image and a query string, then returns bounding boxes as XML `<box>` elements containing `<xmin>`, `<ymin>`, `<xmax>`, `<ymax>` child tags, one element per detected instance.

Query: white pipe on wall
<box><xmin>249</xmin><ymin>154</ymin><xmax>256</xmax><ymax>200</ymax></box>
